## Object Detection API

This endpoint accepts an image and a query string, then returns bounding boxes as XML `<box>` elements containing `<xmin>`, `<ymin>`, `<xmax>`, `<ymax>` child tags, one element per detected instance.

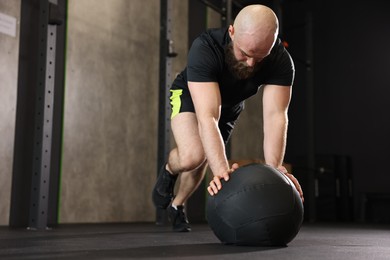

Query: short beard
<box><xmin>224</xmin><ymin>42</ymin><xmax>262</xmax><ymax>80</ymax></box>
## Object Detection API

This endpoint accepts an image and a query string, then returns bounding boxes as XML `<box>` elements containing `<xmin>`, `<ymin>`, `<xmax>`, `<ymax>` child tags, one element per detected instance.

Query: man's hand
<box><xmin>277</xmin><ymin>165</ymin><xmax>304</xmax><ymax>202</ymax></box>
<box><xmin>207</xmin><ymin>163</ymin><xmax>239</xmax><ymax>196</ymax></box>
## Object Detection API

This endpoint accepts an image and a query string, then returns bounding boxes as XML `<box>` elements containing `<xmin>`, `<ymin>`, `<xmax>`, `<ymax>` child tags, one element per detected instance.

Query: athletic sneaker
<box><xmin>152</xmin><ymin>165</ymin><xmax>178</xmax><ymax>209</ymax></box>
<box><xmin>168</xmin><ymin>205</ymin><xmax>191</xmax><ymax>232</ymax></box>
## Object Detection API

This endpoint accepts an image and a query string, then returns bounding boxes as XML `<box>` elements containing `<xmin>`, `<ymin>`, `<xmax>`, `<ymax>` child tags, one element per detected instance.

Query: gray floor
<box><xmin>0</xmin><ymin>223</ymin><xmax>389</xmax><ymax>259</ymax></box>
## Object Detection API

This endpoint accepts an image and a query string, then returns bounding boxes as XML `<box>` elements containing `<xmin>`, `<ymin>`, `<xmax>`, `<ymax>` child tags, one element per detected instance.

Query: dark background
<box><xmin>281</xmin><ymin>0</ymin><xmax>390</xmax><ymax>222</ymax></box>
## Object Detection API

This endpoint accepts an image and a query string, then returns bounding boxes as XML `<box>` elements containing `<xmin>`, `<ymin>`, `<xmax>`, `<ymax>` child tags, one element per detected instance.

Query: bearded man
<box><xmin>152</xmin><ymin>4</ymin><xmax>304</xmax><ymax>232</ymax></box>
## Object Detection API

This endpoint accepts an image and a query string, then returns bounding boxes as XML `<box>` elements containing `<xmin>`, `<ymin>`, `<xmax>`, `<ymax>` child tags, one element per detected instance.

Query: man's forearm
<box><xmin>263</xmin><ymin>113</ymin><xmax>288</xmax><ymax>168</ymax></box>
<box><xmin>198</xmin><ymin>118</ymin><xmax>230</xmax><ymax>177</ymax></box>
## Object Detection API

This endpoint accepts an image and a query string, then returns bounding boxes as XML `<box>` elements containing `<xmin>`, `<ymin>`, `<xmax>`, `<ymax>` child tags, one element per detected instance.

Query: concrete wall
<box><xmin>60</xmin><ymin>0</ymin><xmax>188</xmax><ymax>223</ymax></box>
<box><xmin>0</xmin><ymin>1</ymin><xmax>20</xmax><ymax>225</ymax></box>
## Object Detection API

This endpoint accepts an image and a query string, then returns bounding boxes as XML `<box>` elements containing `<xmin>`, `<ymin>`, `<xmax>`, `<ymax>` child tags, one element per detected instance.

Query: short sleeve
<box><xmin>186</xmin><ymin>37</ymin><xmax>221</xmax><ymax>82</ymax></box>
<box><xmin>264</xmin><ymin>43</ymin><xmax>295</xmax><ymax>87</ymax></box>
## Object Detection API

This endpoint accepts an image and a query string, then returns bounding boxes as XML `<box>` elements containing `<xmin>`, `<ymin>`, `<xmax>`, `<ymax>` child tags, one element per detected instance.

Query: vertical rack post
<box><xmin>10</xmin><ymin>0</ymin><xmax>65</xmax><ymax>229</ymax></box>
<box><xmin>156</xmin><ymin>0</ymin><xmax>176</xmax><ymax>225</ymax></box>
<box><xmin>28</xmin><ymin>0</ymin><xmax>57</xmax><ymax>230</ymax></box>
<box><xmin>221</xmin><ymin>0</ymin><xmax>232</xmax><ymax>27</ymax></box>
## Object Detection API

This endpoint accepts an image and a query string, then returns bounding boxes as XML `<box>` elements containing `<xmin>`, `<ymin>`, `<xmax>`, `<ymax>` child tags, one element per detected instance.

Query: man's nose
<box><xmin>246</xmin><ymin>57</ymin><xmax>255</xmax><ymax>67</ymax></box>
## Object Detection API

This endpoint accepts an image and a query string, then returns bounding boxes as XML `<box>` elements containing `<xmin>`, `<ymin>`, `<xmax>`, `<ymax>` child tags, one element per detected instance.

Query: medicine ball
<box><xmin>206</xmin><ymin>163</ymin><xmax>303</xmax><ymax>246</ymax></box>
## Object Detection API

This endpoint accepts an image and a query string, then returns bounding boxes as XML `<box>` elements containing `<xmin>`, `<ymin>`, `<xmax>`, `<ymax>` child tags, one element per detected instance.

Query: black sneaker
<box><xmin>168</xmin><ymin>205</ymin><xmax>191</xmax><ymax>232</ymax></box>
<box><xmin>152</xmin><ymin>165</ymin><xmax>178</xmax><ymax>209</ymax></box>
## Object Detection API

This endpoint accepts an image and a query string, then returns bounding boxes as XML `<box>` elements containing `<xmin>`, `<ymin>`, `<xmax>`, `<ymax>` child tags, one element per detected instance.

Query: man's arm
<box><xmin>262</xmin><ymin>84</ymin><xmax>304</xmax><ymax>201</ymax></box>
<box><xmin>188</xmin><ymin>81</ymin><xmax>234</xmax><ymax>194</ymax></box>
<box><xmin>262</xmin><ymin>84</ymin><xmax>291</xmax><ymax>168</ymax></box>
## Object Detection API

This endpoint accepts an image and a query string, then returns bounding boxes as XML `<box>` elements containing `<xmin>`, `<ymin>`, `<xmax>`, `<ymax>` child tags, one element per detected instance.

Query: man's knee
<box><xmin>179</xmin><ymin>150</ymin><xmax>206</xmax><ymax>172</ymax></box>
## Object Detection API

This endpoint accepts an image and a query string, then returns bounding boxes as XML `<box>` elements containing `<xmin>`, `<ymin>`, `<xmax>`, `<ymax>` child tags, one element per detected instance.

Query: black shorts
<box><xmin>170</xmin><ymin>87</ymin><xmax>243</xmax><ymax>144</ymax></box>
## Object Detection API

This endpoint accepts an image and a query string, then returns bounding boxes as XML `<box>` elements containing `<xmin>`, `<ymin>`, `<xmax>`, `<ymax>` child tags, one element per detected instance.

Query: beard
<box><xmin>224</xmin><ymin>42</ymin><xmax>262</xmax><ymax>80</ymax></box>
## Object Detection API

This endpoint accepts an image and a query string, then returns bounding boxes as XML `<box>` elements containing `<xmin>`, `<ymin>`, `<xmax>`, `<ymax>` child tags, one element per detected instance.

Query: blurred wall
<box><xmin>60</xmin><ymin>0</ymin><xmax>188</xmax><ymax>223</ymax></box>
<box><xmin>0</xmin><ymin>1</ymin><xmax>20</xmax><ymax>225</ymax></box>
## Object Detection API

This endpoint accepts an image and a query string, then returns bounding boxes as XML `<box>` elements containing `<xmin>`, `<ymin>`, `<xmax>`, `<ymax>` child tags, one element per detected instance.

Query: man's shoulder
<box><xmin>267</xmin><ymin>38</ymin><xmax>293</xmax><ymax>66</ymax></box>
<box><xmin>197</xmin><ymin>27</ymin><xmax>229</xmax><ymax>47</ymax></box>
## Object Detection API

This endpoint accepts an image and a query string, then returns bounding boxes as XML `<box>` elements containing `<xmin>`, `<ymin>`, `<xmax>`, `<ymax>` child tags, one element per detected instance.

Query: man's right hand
<box><xmin>207</xmin><ymin>163</ymin><xmax>239</xmax><ymax>196</ymax></box>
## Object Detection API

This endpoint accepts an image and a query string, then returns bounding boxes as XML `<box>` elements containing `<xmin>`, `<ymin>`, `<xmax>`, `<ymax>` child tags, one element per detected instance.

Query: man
<box><xmin>152</xmin><ymin>4</ymin><xmax>304</xmax><ymax>232</ymax></box>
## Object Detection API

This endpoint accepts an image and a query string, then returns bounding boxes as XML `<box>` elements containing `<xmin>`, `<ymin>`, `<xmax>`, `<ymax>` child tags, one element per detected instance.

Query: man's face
<box><xmin>224</xmin><ymin>41</ymin><xmax>264</xmax><ymax>80</ymax></box>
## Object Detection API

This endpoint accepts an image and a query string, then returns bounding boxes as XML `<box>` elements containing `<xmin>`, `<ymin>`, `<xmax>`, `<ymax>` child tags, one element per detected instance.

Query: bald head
<box><xmin>229</xmin><ymin>5</ymin><xmax>279</xmax><ymax>62</ymax></box>
<box><xmin>233</xmin><ymin>5</ymin><xmax>279</xmax><ymax>42</ymax></box>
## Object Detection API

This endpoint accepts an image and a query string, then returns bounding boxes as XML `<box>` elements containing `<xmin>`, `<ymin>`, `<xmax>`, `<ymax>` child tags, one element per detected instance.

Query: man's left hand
<box><xmin>277</xmin><ymin>165</ymin><xmax>304</xmax><ymax>203</ymax></box>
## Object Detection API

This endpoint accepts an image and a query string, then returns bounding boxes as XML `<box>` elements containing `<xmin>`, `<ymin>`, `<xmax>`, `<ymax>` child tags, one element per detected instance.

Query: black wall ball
<box><xmin>206</xmin><ymin>163</ymin><xmax>304</xmax><ymax>246</ymax></box>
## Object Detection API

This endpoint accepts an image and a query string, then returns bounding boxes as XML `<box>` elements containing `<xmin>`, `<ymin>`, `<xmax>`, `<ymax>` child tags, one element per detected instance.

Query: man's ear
<box><xmin>228</xmin><ymin>25</ymin><xmax>234</xmax><ymax>40</ymax></box>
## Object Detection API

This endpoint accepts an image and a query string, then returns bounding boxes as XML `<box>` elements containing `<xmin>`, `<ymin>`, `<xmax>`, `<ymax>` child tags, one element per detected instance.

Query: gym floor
<box><xmin>0</xmin><ymin>222</ymin><xmax>389</xmax><ymax>259</ymax></box>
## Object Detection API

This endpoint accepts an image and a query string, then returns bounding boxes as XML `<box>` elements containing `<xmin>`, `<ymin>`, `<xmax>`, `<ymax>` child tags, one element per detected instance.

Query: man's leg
<box><xmin>168</xmin><ymin>112</ymin><xmax>208</xmax><ymax>231</ymax></box>
<box><xmin>172</xmin><ymin>161</ymin><xmax>207</xmax><ymax>207</ymax></box>
<box><xmin>168</xmin><ymin>111</ymin><xmax>207</xmax><ymax>197</ymax></box>
<box><xmin>167</xmin><ymin>161</ymin><xmax>207</xmax><ymax>232</ymax></box>
<box><xmin>153</xmin><ymin>112</ymin><xmax>206</xmax><ymax>231</ymax></box>
<box><xmin>167</xmin><ymin>112</ymin><xmax>205</xmax><ymax>174</ymax></box>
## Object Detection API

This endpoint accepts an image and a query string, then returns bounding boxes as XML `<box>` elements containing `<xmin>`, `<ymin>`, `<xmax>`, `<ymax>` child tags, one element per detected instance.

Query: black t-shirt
<box><xmin>172</xmin><ymin>27</ymin><xmax>295</xmax><ymax>118</ymax></box>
